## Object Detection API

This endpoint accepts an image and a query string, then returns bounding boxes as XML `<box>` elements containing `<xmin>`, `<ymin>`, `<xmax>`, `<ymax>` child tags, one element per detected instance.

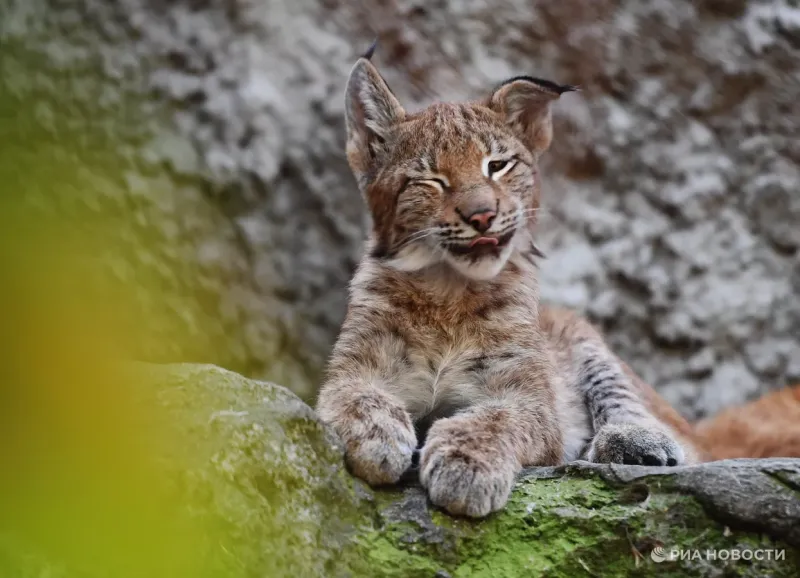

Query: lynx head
<box><xmin>344</xmin><ymin>50</ymin><xmax>575</xmax><ymax>281</ymax></box>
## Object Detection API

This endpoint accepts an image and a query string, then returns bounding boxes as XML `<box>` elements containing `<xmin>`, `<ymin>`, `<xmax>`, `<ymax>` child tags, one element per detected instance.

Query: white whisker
<box><xmin>396</xmin><ymin>228</ymin><xmax>441</xmax><ymax>249</ymax></box>
<box><xmin>520</xmin><ymin>207</ymin><xmax>551</xmax><ymax>224</ymax></box>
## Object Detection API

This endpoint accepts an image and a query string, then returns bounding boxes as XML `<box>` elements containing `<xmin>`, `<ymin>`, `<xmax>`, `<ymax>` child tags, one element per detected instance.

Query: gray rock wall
<box><xmin>2</xmin><ymin>0</ymin><xmax>798</xmax><ymax>414</ymax></box>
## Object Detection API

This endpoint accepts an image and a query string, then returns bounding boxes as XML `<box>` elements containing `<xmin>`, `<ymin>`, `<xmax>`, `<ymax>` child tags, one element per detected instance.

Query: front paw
<box><xmin>588</xmin><ymin>423</ymin><xmax>684</xmax><ymax>466</ymax></box>
<box><xmin>331</xmin><ymin>395</ymin><xmax>417</xmax><ymax>486</ymax></box>
<box><xmin>419</xmin><ymin>421</ymin><xmax>518</xmax><ymax>518</ymax></box>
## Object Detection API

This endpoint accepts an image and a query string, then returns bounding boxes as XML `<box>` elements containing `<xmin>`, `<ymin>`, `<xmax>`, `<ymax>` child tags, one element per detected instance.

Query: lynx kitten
<box><xmin>317</xmin><ymin>50</ymin><xmax>699</xmax><ymax>517</ymax></box>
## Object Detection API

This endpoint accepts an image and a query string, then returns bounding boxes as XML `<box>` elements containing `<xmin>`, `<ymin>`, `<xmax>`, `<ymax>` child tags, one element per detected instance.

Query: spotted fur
<box><xmin>317</xmin><ymin>53</ymin><xmax>698</xmax><ymax>518</ymax></box>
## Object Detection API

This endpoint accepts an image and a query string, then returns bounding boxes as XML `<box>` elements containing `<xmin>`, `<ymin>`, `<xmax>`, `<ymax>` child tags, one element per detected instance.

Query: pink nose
<box><xmin>464</xmin><ymin>208</ymin><xmax>496</xmax><ymax>233</ymax></box>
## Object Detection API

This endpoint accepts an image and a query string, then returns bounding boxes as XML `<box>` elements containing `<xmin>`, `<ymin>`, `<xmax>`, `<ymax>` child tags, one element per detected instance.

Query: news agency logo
<box><xmin>650</xmin><ymin>547</ymin><xmax>668</xmax><ymax>563</ymax></box>
<box><xmin>650</xmin><ymin>546</ymin><xmax>786</xmax><ymax>563</ymax></box>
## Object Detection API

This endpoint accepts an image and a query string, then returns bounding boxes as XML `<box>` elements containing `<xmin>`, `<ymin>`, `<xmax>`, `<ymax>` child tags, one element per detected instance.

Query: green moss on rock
<box><xmin>354</xmin><ymin>470</ymin><xmax>799</xmax><ymax>578</ymax></box>
<box><xmin>2</xmin><ymin>364</ymin><xmax>798</xmax><ymax>578</ymax></box>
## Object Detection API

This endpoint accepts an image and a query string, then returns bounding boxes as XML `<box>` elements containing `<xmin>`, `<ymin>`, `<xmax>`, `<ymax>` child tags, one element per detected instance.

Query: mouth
<box><xmin>445</xmin><ymin>230</ymin><xmax>515</xmax><ymax>258</ymax></box>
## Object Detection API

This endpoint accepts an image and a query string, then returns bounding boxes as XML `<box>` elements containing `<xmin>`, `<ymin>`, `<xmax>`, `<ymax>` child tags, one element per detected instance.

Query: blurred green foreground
<box><xmin>0</xmin><ymin>43</ymin><xmax>254</xmax><ymax>578</ymax></box>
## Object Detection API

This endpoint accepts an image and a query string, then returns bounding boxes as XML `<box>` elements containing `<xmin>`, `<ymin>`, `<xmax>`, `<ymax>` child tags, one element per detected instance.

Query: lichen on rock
<box><xmin>131</xmin><ymin>363</ymin><xmax>375</xmax><ymax>577</ymax></box>
<box><xmin>5</xmin><ymin>364</ymin><xmax>796</xmax><ymax>578</ymax></box>
<box><xmin>355</xmin><ymin>463</ymin><xmax>800</xmax><ymax>577</ymax></box>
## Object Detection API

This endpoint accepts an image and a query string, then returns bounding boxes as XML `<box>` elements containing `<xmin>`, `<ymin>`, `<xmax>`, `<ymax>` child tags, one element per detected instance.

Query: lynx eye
<box><xmin>487</xmin><ymin>160</ymin><xmax>508</xmax><ymax>174</ymax></box>
<box><xmin>484</xmin><ymin>158</ymin><xmax>516</xmax><ymax>180</ymax></box>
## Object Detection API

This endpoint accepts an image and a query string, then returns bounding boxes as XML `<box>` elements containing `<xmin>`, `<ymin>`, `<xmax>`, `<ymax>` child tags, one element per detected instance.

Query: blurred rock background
<box><xmin>1</xmin><ymin>0</ymin><xmax>798</xmax><ymax>417</ymax></box>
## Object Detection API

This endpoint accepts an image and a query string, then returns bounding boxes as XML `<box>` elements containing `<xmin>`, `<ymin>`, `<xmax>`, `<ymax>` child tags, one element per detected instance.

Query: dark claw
<box><xmin>642</xmin><ymin>454</ymin><xmax>662</xmax><ymax>466</ymax></box>
<box><xmin>623</xmin><ymin>452</ymin><xmax>639</xmax><ymax>465</ymax></box>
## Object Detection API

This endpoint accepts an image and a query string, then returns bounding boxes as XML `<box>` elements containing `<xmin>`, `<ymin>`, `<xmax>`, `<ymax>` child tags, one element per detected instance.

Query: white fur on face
<box><xmin>481</xmin><ymin>156</ymin><xmax>517</xmax><ymax>181</ymax></box>
<box><xmin>385</xmin><ymin>203</ymin><xmax>526</xmax><ymax>280</ymax></box>
<box><xmin>386</xmin><ymin>242</ymin><xmax>442</xmax><ymax>272</ymax></box>
<box><xmin>384</xmin><ymin>236</ymin><xmax>514</xmax><ymax>281</ymax></box>
<box><xmin>441</xmin><ymin>203</ymin><xmax>524</xmax><ymax>281</ymax></box>
<box><xmin>443</xmin><ymin>242</ymin><xmax>515</xmax><ymax>280</ymax></box>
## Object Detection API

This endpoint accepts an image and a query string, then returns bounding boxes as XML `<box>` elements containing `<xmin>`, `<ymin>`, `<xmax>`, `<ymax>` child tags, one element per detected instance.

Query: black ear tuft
<box><xmin>362</xmin><ymin>38</ymin><xmax>378</xmax><ymax>61</ymax></box>
<box><xmin>487</xmin><ymin>75</ymin><xmax>575</xmax><ymax>154</ymax></box>
<box><xmin>495</xmin><ymin>75</ymin><xmax>578</xmax><ymax>96</ymax></box>
<box><xmin>553</xmin><ymin>83</ymin><xmax>580</xmax><ymax>95</ymax></box>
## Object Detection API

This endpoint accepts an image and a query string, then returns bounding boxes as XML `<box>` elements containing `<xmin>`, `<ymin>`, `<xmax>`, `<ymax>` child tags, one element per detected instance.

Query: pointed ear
<box><xmin>486</xmin><ymin>76</ymin><xmax>577</xmax><ymax>156</ymax></box>
<box><xmin>344</xmin><ymin>53</ymin><xmax>405</xmax><ymax>186</ymax></box>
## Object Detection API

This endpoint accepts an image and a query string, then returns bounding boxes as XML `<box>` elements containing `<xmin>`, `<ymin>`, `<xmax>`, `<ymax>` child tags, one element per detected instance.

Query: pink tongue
<box><xmin>469</xmin><ymin>237</ymin><xmax>499</xmax><ymax>247</ymax></box>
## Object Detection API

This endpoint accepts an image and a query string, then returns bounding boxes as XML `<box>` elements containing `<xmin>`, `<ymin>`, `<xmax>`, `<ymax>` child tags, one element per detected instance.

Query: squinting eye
<box><xmin>487</xmin><ymin>160</ymin><xmax>508</xmax><ymax>175</ymax></box>
<box><xmin>409</xmin><ymin>177</ymin><xmax>448</xmax><ymax>192</ymax></box>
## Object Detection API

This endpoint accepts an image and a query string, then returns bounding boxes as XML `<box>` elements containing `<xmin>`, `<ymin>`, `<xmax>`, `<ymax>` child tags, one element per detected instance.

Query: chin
<box><xmin>444</xmin><ymin>243</ymin><xmax>514</xmax><ymax>281</ymax></box>
<box><xmin>382</xmin><ymin>236</ymin><xmax>516</xmax><ymax>281</ymax></box>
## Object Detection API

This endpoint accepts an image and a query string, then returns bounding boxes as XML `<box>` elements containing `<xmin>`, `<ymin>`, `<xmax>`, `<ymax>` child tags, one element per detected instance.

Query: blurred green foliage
<box><xmin>0</xmin><ymin>42</ymin><xmax>231</xmax><ymax>578</ymax></box>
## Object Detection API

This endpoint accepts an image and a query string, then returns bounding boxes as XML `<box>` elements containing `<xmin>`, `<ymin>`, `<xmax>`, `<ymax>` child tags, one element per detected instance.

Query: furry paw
<box><xmin>419</xmin><ymin>420</ymin><xmax>518</xmax><ymax>518</ymax></box>
<box><xmin>331</xmin><ymin>395</ymin><xmax>417</xmax><ymax>486</ymax></box>
<box><xmin>588</xmin><ymin>423</ymin><xmax>684</xmax><ymax>466</ymax></box>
